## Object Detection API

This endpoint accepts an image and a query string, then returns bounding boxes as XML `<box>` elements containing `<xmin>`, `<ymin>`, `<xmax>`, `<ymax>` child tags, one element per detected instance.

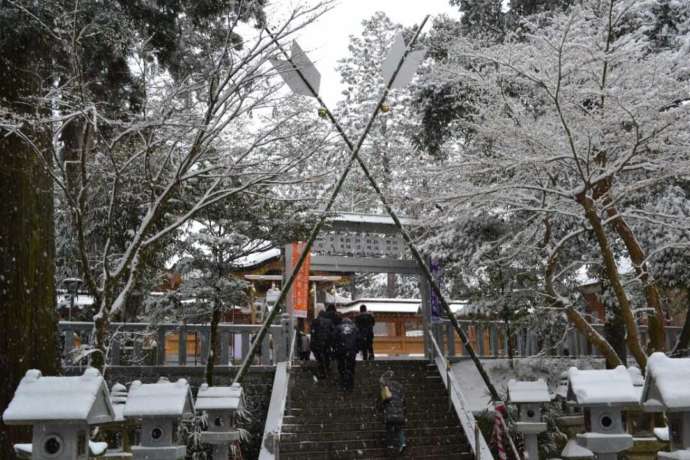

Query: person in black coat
<box><xmin>322</xmin><ymin>303</ymin><xmax>342</xmax><ymax>326</ymax></box>
<box><xmin>378</xmin><ymin>370</ymin><xmax>406</xmax><ymax>454</ymax></box>
<box><xmin>310</xmin><ymin>310</ymin><xmax>335</xmax><ymax>379</ymax></box>
<box><xmin>354</xmin><ymin>304</ymin><xmax>375</xmax><ymax>360</ymax></box>
<box><xmin>334</xmin><ymin>318</ymin><xmax>359</xmax><ymax>391</ymax></box>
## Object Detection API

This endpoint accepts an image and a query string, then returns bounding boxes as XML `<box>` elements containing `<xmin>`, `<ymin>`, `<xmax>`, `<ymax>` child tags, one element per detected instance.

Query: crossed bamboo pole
<box><xmin>233</xmin><ymin>16</ymin><xmax>501</xmax><ymax>403</ymax></box>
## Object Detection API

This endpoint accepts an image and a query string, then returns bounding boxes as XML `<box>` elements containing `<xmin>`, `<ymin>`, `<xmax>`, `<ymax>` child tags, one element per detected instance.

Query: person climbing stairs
<box><xmin>279</xmin><ymin>360</ymin><xmax>475</xmax><ymax>459</ymax></box>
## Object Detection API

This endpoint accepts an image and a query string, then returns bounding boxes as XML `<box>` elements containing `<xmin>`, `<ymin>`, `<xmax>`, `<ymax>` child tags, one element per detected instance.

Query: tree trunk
<box><xmin>0</xmin><ymin>133</ymin><xmax>60</xmax><ymax>459</ymax></box>
<box><xmin>92</xmin><ymin>313</ymin><xmax>109</xmax><ymax>373</ymax></box>
<box><xmin>599</xmin><ymin>279</ymin><xmax>628</xmax><ymax>367</ymax></box>
<box><xmin>0</xmin><ymin>23</ymin><xmax>60</xmax><ymax>458</ymax></box>
<box><xmin>603</xmin><ymin>309</ymin><xmax>628</xmax><ymax>368</ymax></box>
<box><xmin>604</xmin><ymin>203</ymin><xmax>666</xmax><ymax>352</ymax></box>
<box><xmin>672</xmin><ymin>294</ymin><xmax>690</xmax><ymax>357</ymax></box>
<box><xmin>543</xmin><ymin>219</ymin><xmax>623</xmax><ymax>369</ymax></box>
<box><xmin>565</xmin><ymin>307</ymin><xmax>623</xmax><ymax>368</ymax></box>
<box><xmin>505</xmin><ymin>317</ymin><xmax>515</xmax><ymax>368</ymax></box>
<box><xmin>205</xmin><ymin>301</ymin><xmax>222</xmax><ymax>386</ymax></box>
<box><xmin>577</xmin><ymin>192</ymin><xmax>647</xmax><ymax>368</ymax></box>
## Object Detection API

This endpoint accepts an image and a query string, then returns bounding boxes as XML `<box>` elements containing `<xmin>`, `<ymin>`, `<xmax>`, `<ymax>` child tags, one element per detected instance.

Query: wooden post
<box><xmin>477</xmin><ymin>326</ymin><xmax>485</xmax><ymax>356</ymax></box>
<box><xmin>200</xmin><ymin>329</ymin><xmax>209</xmax><ymax>365</ymax></box>
<box><xmin>111</xmin><ymin>334</ymin><xmax>121</xmax><ymax>366</ymax></box>
<box><xmin>447</xmin><ymin>321</ymin><xmax>456</xmax><ymax>358</ymax></box>
<box><xmin>157</xmin><ymin>328</ymin><xmax>166</xmax><ymax>365</ymax></box>
<box><xmin>220</xmin><ymin>332</ymin><xmax>230</xmax><ymax>365</ymax></box>
<box><xmin>178</xmin><ymin>327</ymin><xmax>187</xmax><ymax>366</ymax></box>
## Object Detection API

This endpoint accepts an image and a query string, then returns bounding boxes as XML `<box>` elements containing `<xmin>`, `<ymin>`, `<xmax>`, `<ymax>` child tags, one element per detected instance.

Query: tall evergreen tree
<box><xmin>0</xmin><ymin>4</ymin><xmax>62</xmax><ymax>456</ymax></box>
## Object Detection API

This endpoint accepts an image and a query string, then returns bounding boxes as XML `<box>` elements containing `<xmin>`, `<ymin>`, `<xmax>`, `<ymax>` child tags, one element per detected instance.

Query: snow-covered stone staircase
<box><xmin>279</xmin><ymin>360</ymin><xmax>475</xmax><ymax>459</ymax></box>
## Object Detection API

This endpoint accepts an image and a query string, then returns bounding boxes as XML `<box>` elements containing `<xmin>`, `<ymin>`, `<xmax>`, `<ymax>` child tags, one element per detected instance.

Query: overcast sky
<box><xmin>266</xmin><ymin>0</ymin><xmax>460</xmax><ymax>107</ymax></box>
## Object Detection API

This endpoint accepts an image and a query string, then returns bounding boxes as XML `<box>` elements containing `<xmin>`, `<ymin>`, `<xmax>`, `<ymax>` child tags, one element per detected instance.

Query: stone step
<box><xmin>281</xmin><ymin>418</ymin><xmax>462</xmax><ymax>433</ymax></box>
<box><xmin>293</xmin><ymin>363</ymin><xmax>436</xmax><ymax>372</ymax></box>
<box><xmin>277</xmin><ymin>442</ymin><xmax>473</xmax><ymax>459</ymax></box>
<box><xmin>281</xmin><ymin>360</ymin><xmax>473</xmax><ymax>459</ymax></box>
<box><xmin>289</xmin><ymin>377</ymin><xmax>446</xmax><ymax>392</ymax></box>
<box><xmin>291</xmin><ymin>367</ymin><xmax>440</xmax><ymax>377</ymax></box>
<box><xmin>284</xmin><ymin>403</ymin><xmax>457</xmax><ymax>418</ymax></box>
<box><xmin>281</xmin><ymin>425</ymin><xmax>465</xmax><ymax>443</ymax></box>
<box><xmin>279</xmin><ymin>432</ymin><xmax>467</xmax><ymax>453</ymax></box>
<box><xmin>279</xmin><ymin>451</ymin><xmax>473</xmax><ymax>460</ymax></box>
<box><xmin>288</xmin><ymin>391</ymin><xmax>449</xmax><ymax>403</ymax></box>
<box><xmin>291</xmin><ymin>377</ymin><xmax>442</xmax><ymax>385</ymax></box>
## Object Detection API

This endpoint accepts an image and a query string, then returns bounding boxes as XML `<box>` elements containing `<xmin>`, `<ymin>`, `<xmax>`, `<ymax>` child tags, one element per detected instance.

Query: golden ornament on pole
<box><xmin>318</xmin><ymin>107</ymin><xmax>328</xmax><ymax>118</ymax></box>
<box><xmin>381</xmin><ymin>103</ymin><xmax>391</xmax><ymax>113</ymax></box>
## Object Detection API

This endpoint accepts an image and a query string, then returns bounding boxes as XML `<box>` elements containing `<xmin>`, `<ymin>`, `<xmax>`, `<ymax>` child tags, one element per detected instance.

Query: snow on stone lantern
<box><xmin>124</xmin><ymin>377</ymin><xmax>194</xmax><ymax>460</ymax></box>
<box><xmin>508</xmin><ymin>379</ymin><xmax>551</xmax><ymax>460</ymax></box>
<box><xmin>195</xmin><ymin>383</ymin><xmax>244</xmax><ymax>460</ymax></box>
<box><xmin>567</xmin><ymin>366</ymin><xmax>638</xmax><ymax>460</ymax></box>
<box><xmin>2</xmin><ymin>367</ymin><xmax>114</xmax><ymax>460</ymax></box>
<box><xmin>641</xmin><ymin>352</ymin><xmax>690</xmax><ymax>458</ymax></box>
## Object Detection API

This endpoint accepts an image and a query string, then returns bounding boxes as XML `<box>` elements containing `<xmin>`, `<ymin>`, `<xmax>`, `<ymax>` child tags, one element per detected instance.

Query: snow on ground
<box><xmin>452</xmin><ymin>357</ymin><xmax>604</xmax><ymax>412</ymax></box>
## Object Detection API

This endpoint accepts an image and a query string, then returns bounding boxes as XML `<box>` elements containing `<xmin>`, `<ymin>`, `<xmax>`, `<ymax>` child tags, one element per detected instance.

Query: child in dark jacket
<box><xmin>379</xmin><ymin>370</ymin><xmax>406</xmax><ymax>455</ymax></box>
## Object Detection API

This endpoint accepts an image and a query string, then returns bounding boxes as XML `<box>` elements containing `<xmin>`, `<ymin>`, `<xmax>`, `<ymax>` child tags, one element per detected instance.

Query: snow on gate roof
<box><xmin>567</xmin><ymin>366</ymin><xmax>639</xmax><ymax>407</ymax></box>
<box><xmin>642</xmin><ymin>352</ymin><xmax>690</xmax><ymax>411</ymax></box>
<box><xmin>124</xmin><ymin>378</ymin><xmax>194</xmax><ymax>418</ymax></box>
<box><xmin>2</xmin><ymin>368</ymin><xmax>114</xmax><ymax>425</ymax></box>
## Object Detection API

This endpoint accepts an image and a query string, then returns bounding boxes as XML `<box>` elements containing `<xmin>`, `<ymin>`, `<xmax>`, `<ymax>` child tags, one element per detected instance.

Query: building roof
<box><xmin>195</xmin><ymin>383</ymin><xmax>243</xmax><ymax>411</ymax></box>
<box><xmin>328</xmin><ymin>212</ymin><xmax>416</xmax><ymax>227</ymax></box>
<box><xmin>567</xmin><ymin>366</ymin><xmax>639</xmax><ymax>407</ymax></box>
<box><xmin>2</xmin><ymin>368</ymin><xmax>114</xmax><ymax>425</ymax></box>
<box><xmin>233</xmin><ymin>247</ymin><xmax>281</xmax><ymax>269</ymax></box>
<box><xmin>325</xmin><ymin>292</ymin><xmax>353</xmax><ymax>305</ymax></box>
<box><xmin>124</xmin><ymin>378</ymin><xmax>194</xmax><ymax>418</ymax></box>
<box><xmin>642</xmin><ymin>352</ymin><xmax>690</xmax><ymax>411</ymax></box>
<box><xmin>508</xmin><ymin>379</ymin><xmax>551</xmax><ymax>403</ymax></box>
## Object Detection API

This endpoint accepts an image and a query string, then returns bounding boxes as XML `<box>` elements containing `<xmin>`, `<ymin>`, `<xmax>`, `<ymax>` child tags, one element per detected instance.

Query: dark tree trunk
<box><xmin>672</xmin><ymin>294</ymin><xmax>690</xmax><ymax>357</ymax></box>
<box><xmin>205</xmin><ymin>301</ymin><xmax>222</xmax><ymax>386</ymax></box>
<box><xmin>0</xmin><ymin>13</ymin><xmax>60</xmax><ymax>457</ymax></box>
<box><xmin>603</xmin><ymin>308</ymin><xmax>628</xmax><ymax>368</ymax></box>
<box><xmin>0</xmin><ymin>133</ymin><xmax>59</xmax><ymax>459</ymax></box>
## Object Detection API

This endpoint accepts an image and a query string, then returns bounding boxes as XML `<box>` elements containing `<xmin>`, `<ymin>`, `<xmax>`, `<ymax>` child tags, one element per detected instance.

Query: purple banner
<box><xmin>429</xmin><ymin>258</ymin><xmax>444</xmax><ymax>321</ymax></box>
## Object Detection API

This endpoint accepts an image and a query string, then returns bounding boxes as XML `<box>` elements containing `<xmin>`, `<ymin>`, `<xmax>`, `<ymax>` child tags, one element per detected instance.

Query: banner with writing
<box><xmin>290</xmin><ymin>242</ymin><xmax>311</xmax><ymax>318</ymax></box>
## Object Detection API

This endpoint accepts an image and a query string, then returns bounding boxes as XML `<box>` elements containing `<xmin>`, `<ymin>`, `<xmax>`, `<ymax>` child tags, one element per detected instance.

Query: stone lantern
<box><xmin>2</xmin><ymin>368</ymin><xmax>114</xmax><ymax>460</ymax></box>
<box><xmin>508</xmin><ymin>379</ymin><xmax>551</xmax><ymax>460</ymax></box>
<box><xmin>567</xmin><ymin>366</ymin><xmax>638</xmax><ymax>460</ymax></box>
<box><xmin>641</xmin><ymin>352</ymin><xmax>690</xmax><ymax>459</ymax></box>
<box><xmin>124</xmin><ymin>377</ymin><xmax>194</xmax><ymax>460</ymax></box>
<box><xmin>195</xmin><ymin>383</ymin><xmax>244</xmax><ymax>459</ymax></box>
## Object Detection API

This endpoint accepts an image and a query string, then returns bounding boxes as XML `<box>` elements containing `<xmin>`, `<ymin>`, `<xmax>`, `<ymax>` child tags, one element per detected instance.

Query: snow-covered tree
<box><xmin>2</xmin><ymin>1</ymin><xmax>332</xmax><ymax>372</ymax></box>
<box><xmin>334</xmin><ymin>12</ymin><xmax>428</xmax><ymax>215</ymax></box>
<box><xmin>160</xmin><ymin>193</ymin><xmax>313</xmax><ymax>384</ymax></box>
<box><xmin>423</xmin><ymin>0</ymin><xmax>690</xmax><ymax>368</ymax></box>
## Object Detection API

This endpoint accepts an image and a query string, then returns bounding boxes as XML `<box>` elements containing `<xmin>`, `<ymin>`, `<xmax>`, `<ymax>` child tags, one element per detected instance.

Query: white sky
<box><xmin>266</xmin><ymin>0</ymin><xmax>460</xmax><ymax>107</ymax></box>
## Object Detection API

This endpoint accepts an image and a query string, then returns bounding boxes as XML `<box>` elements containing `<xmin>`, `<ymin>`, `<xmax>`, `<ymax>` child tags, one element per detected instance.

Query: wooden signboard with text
<box><xmin>290</xmin><ymin>242</ymin><xmax>310</xmax><ymax>318</ymax></box>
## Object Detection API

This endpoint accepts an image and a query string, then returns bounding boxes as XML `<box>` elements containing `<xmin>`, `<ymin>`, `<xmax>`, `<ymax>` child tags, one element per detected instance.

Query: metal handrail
<box><xmin>259</xmin><ymin>361</ymin><xmax>290</xmax><ymax>460</ymax></box>
<box><xmin>287</xmin><ymin>329</ymin><xmax>297</xmax><ymax>371</ymax></box>
<box><xmin>428</xmin><ymin>329</ymin><xmax>494</xmax><ymax>459</ymax></box>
